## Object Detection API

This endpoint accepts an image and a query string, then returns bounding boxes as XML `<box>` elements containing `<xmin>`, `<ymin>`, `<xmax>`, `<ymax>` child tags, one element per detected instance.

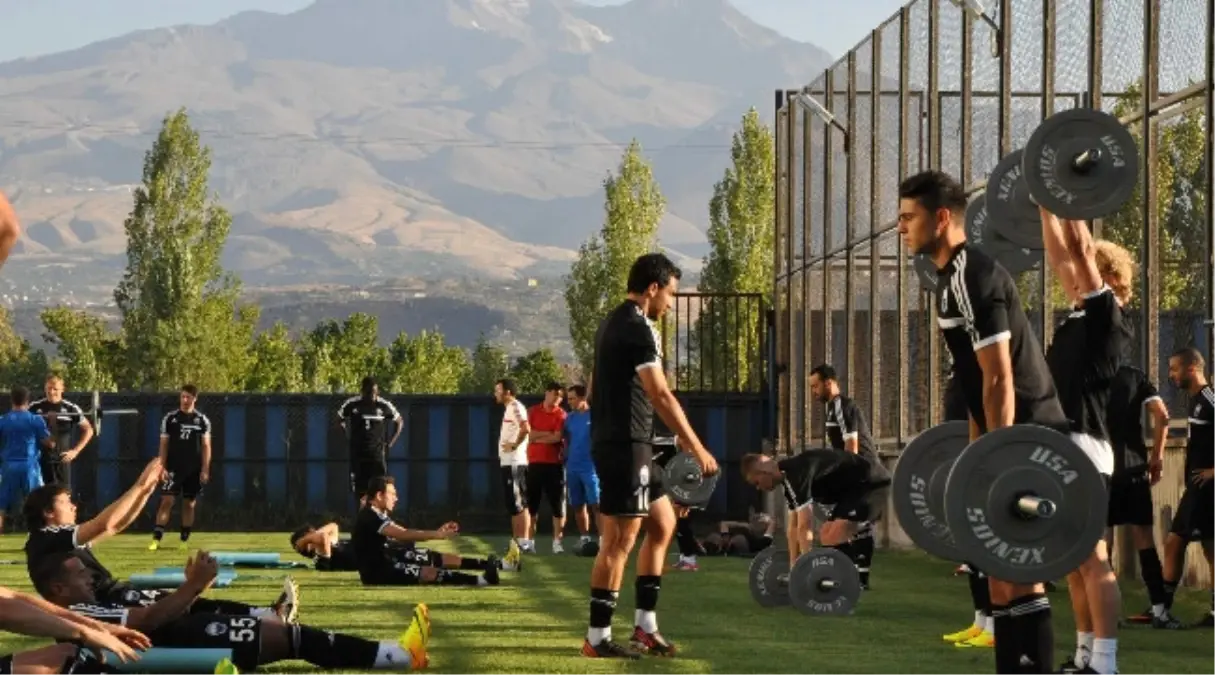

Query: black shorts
<box><xmin>350</xmin><ymin>456</ymin><xmax>388</xmax><ymax>497</ymax></box>
<box><xmin>148</xmin><ymin>614</ymin><xmax>263</xmax><ymax>672</ymax></box>
<box><xmin>525</xmin><ymin>463</ymin><xmax>567</xmax><ymax>518</ymax></box>
<box><xmin>361</xmin><ymin>559</ymin><xmax>423</xmax><ymax>586</ymax></box>
<box><xmin>394</xmin><ymin>546</ymin><xmax>442</xmax><ymax>568</ymax></box>
<box><xmin>1169</xmin><ymin>482</ymin><xmax>1214</xmax><ymax>542</ymax></box>
<box><xmin>1107</xmin><ymin>471</ymin><xmax>1154</xmax><ymax>527</ymax></box>
<box><xmin>593</xmin><ymin>442</ymin><xmax>666</xmax><ymax>518</ymax></box>
<box><xmin>39</xmin><ymin>455</ymin><xmax>71</xmax><ymax>487</ymax></box>
<box><xmin>0</xmin><ymin>654</ymin><xmax>10</xmax><ymax>675</ymax></box>
<box><xmin>160</xmin><ymin>468</ymin><xmax>204</xmax><ymax>500</ymax></box>
<box><xmin>501</xmin><ymin>466</ymin><xmax>528</xmax><ymax>516</ymax></box>
<box><xmin>825</xmin><ymin>480</ymin><xmax>891</xmax><ymax>524</ymax></box>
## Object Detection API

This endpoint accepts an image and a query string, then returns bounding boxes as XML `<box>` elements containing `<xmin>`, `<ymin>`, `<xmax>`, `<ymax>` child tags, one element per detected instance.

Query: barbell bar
<box><xmin>41</xmin><ymin>391</ymin><xmax>139</xmax><ymax>437</ymax></box>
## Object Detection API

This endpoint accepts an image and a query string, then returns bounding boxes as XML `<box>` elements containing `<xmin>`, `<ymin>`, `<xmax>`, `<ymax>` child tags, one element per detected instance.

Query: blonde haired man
<box><xmin>30</xmin><ymin>376</ymin><xmax>94</xmax><ymax>490</ymax></box>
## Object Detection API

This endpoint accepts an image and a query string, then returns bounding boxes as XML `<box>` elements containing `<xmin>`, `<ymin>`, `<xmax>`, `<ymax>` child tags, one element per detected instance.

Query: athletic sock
<box><xmin>1074</xmin><ymin>631</ymin><xmax>1094</xmax><ymax>667</ymax></box>
<box><xmin>1089</xmin><ymin>638</ymin><xmax>1117</xmax><ymax>674</ymax></box>
<box><xmin>152</xmin><ymin>526</ymin><xmax>164</xmax><ymax>542</ymax></box>
<box><xmin>291</xmin><ymin>625</ymin><xmax>383</xmax><ymax>669</ymax></box>
<box><xmin>635</xmin><ymin>575</ymin><xmax>661</xmax><ymax>613</ymax></box>
<box><xmin>983</xmin><ymin>614</ymin><xmax>995</xmax><ymax>634</ymax></box>
<box><xmin>634</xmin><ymin>609</ymin><xmax>658</xmax><ymax>634</ymax></box>
<box><xmin>973</xmin><ymin>610</ymin><xmax>986</xmax><ymax>629</ymax></box>
<box><xmin>991</xmin><ymin>605</ymin><xmax>1017</xmax><ymax>673</ymax></box>
<box><xmin>1008</xmin><ymin>593</ymin><xmax>1053</xmax><ymax>673</ymax></box>
<box><xmin>180</xmin><ymin>527</ymin><xmax>192</xmax><ymax>542</ymax></box>
<box><xmin>968</xmin><ymin>569</ymin><xmax>991</xmax><ymax>615</ymax></box>
<box><xmin>1162</xmin><ymin>580</ymin><xmax>1178</xmax><ymax>610</ymax></box>
<box><xmin>853</xmin><ymin>536</ymin><xmax>874</xmax><ymax>587</ymax></box>
<box><xmin>587</xmin><ymin>588</ymin><xmax>618</xmax><ymax>644</ymax></box>
<box><xmin>437</xmin><ymin>570</ymin><xmax>482</xmax><ymax>586</ymax></box>
<box><xmin>459</xmin><ymin>557</ymin><xmax>486</xmax><ymax>571</ymax></box>
<box><xmin>1138</xmin><ymin>547</ymin><xmax>1166</xmax><ymax>608</ymax></box>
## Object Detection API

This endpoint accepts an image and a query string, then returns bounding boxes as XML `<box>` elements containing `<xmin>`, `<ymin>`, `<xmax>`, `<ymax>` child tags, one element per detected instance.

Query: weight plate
<box><xmin>913</xmin><ymin>255</ymin><xmax>939</xmax><ymax>293</ymax></box>
<box><xmin>943</xmin><ymin>425</ymin><xmax>1108</xmax><ymax>584</ymax></box>
<box><xmin>984</xmin><ymin>149</ymin><xmax>1044</xmax><ymax>250</ymax></box>
<box><xmin>788</xmin><ymin>547</ymin><xmax>861</xmax><ymax>617</ymax></box>
<box><xmin>663</xmin><ymin>452</ymin><xmax>719</xmax><ymax>507</ymax></box>
<box><xmin>1022</xmin><ymin>108</ymin><xmax>1139</xmax><ymax>221</ymax></box>
<box><xmin>748</xmin><ymin>548</ymin><xmax>791</xmax><ymax>608</ymax></box>
<box><xmin>965</xmin><ymin>196</ymin><xmax>1043</xmax><ymax>277</ymax></box>
<box><xmin>891</xmin><ymin>421</ymin><xmax>969</xmax><ymax>562</ymax></box>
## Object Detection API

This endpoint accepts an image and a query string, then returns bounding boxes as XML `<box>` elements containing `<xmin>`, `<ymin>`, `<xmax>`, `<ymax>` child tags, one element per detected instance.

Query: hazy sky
<box><xmin>0</xmin><ymin>0</ymin><xmax>908</xmax><ymax>63</ymax></box>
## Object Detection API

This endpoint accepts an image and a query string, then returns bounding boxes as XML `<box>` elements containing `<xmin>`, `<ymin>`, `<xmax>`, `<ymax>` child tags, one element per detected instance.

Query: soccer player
<box><xmin>33</xmin><ymin>550</ymin><xmax>432</xmax><ymax>672</ymax></box>
<box><xmin>290</xmin><ymin>521</ymin><xmax>511</xmax><ymax>575</ymax></box>
<box><xmin>338</xmin><ymin>376</ymin><xmax>403</xmax><ymax>506</ymax></box>
<box><xmin>526</xmin><ymin>381</ymin><xmax>568</xmax><ymax>553</ymax></box>
<box><xmin>564</xmin><ymin>384</ymin><xmax>600</xmax><ymax>551</ymax></box>
<box><xmin>30</xmin><ymin>375</ymin><xmax>94</xmax><ymax>490</ymax></box>
<box><xmin>494</xmin><ymin>378</ymin><xmax>533</xmax><ymax>552</ymax></box>
<box><xmin>898</xmin><ymin>171</ymin><xmax>1070</xmax><ymax>673</ymax></box>
<box><xmin>351</xmin><ymin>476</ymin><xmax>521</xmax><ymax>586</ymax></box>
<box><xmin>150</xmin><ymin>384</ymin><xmax>211</xmax><ymax>550</ymax></box>
<box><xmin>700</xmin><ymin>511</ymin><xmax>776</xmax><ymax>557</ymax></box>
<box><xmin>23</xmin><ymin>457</ymin><xmax>296</xmax><ymax>623</ymax></box>
<box><xmin>0</xmin><ymin>386</ymin><xmax>54</xmax><ymax>533</ymax></box>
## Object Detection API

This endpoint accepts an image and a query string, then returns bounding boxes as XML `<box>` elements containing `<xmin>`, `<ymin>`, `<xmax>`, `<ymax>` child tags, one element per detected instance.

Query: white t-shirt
<box><xmin>498</xmin><ymin>398</ymin><xmax>529</xmax><ymax>467</ymax></box>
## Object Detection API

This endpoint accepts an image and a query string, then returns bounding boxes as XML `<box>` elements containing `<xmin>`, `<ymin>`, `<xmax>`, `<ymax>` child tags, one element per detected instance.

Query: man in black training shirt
<box><xmin>1105</xmin><ymin>365</ymin><xmax>1170</xmax><ymax>626</ymax></box>
<box><xmin>898</xmin><ymin>171</ymin><xmax>1070</xmax><ymax>674</ymax></box>
<box><xmin>338</xmin><ymin>377</ymin><xmax>403</xmax><ymax>506</ymax></box>
<box><xmin>582</xmin><ymin>253</ymin><xmax>719</xmax><ymax>660</ymax></box>
<box><xmin>34</xmin><ymin>549</ymin><xmax>432</xmax><ymax>673</ymax></box>
<box><xmin>150</xmin><ymin>384</ymin><xmax>211</xmax><ymax>551</ymax></box>
<box><xmin>809</xmin><ymin>363</ymin><xmax>879</xmax><ymax>589</ymax></box>
<box><xmin>1156</xmin><ymin>347</ymin><xmax>1214</xmax><ymax>629</ymax></box>
<box><xmin>350</xmin><ymin>476</ymin><xmax>518</xmax><ymax>587</ymax></box>
<box><xmin>29</xmin><ymin>375</ymin><xmax>93</xmax><ymax>490</ymax></box>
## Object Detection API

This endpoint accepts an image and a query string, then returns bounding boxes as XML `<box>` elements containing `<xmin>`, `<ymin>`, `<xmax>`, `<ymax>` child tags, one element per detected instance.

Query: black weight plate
<box><xmin>788</xmin><ymin>548</ymin><xmax>861</xmax><ymax>617</ymax></box>
<box><xmin>913</xmin><ymin>255</ymin><xmax>939</xmax><ymax>292</ymax></box>
<box><xmin>663</xmin><ymin>452</ymin><xmax>718</xmax><ymax>507</ymax></box>
<box><xmin>892</xmin><ymin>421</ymin><xmax>969</xmax><ymax>562</ymax></box>
<box><xmin>748</xmin><ymin>548</ymin><xmax>791</xmax><ymax>608</ymax></box>
<box><xmin>984</xmin><ymin>149</ymin><xmax>1044</xmax><ymax>250</ymax></box>
<box><xmin>943</xmin><ymin>425</ymin><xmax>1108</xmax><ymax>584</ymax></box>
<box><xmin>966</xmin><ymin>197</ymin><xmax>1042</xmax><ymax>277</ymax></box>
<box><xmin>989</xmin><ymin>239</ymin><xmax>1043</xmax><ymax>277</ymax></box>
<box><xmin>1022</xmin><ymin>108</ymin><xmax>1139</xmax><ymax>221</ymax></box>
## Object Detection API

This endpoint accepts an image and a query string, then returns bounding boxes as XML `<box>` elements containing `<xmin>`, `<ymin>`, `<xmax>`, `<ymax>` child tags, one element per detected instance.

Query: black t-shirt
<box><xmin>338</xmin><ymin>396</ymin><xmax>401</xmax><ymax>459</ymax></box>
<box><xmin>316</xmin><ymin>539</ymin><xmax>359</xmax><ymax>572</ymax></box>
<box><xmin>590</xmin><ymin>300</ymin><xmax>663</xmax><ymax>447</ymax></box>
<box><xmin>160</xmin><ymin>410</ymin><xmax>211</xmax><ymax>472</ymax></box>
<box><xmin>24</xmin><ymin>525</ymin><xmax>114</xmax><ymax>588</ymax></box>
<box><xmin>777</xmin><ymin>450</ymin><xmax>884</xmax><ymax>510</ymax></box>
<box><xmin>351</xmin><ymin>505</ymin><xmax>394</xmax><ymax>580</ymax></box>
<box><xmin>1106</xmin><ymin>366</ymin><xmax>1162</xmax><ymax>473</ymax></box>
<box><xmin>824</xmin><ymin>395</ymin><xmax>877</xmax><ymax>459</ymax></box>
<box><xmin>934</xmin><ymin>243</ymin><xmax>1069</xmax><ymax>433</ymax></box>
<box><xmin>28</xmin><ymin>399</ymin><xmax>86</xmax><ymax>459</ymax></box>
<box><xmin>1185</xmin><ymin>385</ymin><xmax>1214</xmax><ymax>475</ymax></box>
<box><xmin>1045</xmin><ymin>288</ymin><xmax>1130</xmax><ymax>440</ymax></box>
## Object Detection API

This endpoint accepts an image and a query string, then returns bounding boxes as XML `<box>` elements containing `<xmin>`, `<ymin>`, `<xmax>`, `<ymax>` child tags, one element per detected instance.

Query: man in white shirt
<box><xmin>495</xmin><ymin>379</ymin><xmax>534</xmax><ymax>552</ymax></box>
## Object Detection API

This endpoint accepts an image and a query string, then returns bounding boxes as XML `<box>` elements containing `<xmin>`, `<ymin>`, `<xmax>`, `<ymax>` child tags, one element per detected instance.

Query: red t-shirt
<box><xmin>527</xmin><ymin>404</ymin><xmax>567</xmax><ymax>464</ymax></box>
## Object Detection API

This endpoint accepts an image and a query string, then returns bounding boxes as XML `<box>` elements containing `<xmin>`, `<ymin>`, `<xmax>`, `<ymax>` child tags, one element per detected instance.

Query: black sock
<box><xmin>589</xmin><ymin>587</ymin><xmax>617</xmax><ymax>632</ymax></box>
<box><xmin>635</xmin><ymin>575</ymin><xmax>661</xmax><ymax>612</ymax></box>
<box><xmin>675</xmin><ymin>518</ymin><xmax>700</xmax><ymax>556</ymax></box>
<box><xmin>460</xmin><ymin>557</ymin><xmax>486</xmax><ymax>571</ymax></box>
<box><xmin>1138</xmin><ymin>547</ymin><xmax>1166</xmax><ymax>606</ymax></box>
<box><xmin>969</xmin><ymin>569</ymin><xmax>992</xmax><ymax>613</ymax></box>
<box><xmin>1008</xmin><ymin>593</ymin><xmax>1053</xmax><ymax>673</ymax></box>
<box><xmin>291</xmin><ymin>625</ymin><xmax>381</xmax><ymax>669</ymax></box>
<box><xmin>152</xmin><ymin>526</ymin><xmax>164</xmax><ymax>541</ymax></box>
<box><xmin>991</xmin><ymin>605</ymin><xmax>1017</xmax><ymax>673</ymax></box>
<box><xmin>853</xmin><ymin>536</ymin><xmax>875</xmax><ymax>587</ymax></box>
<box><xmin>1163</xmin><ymin>580</ymin><xmax>1178</xmax><ymax>610</ymax></box>
<box><xmin>191</xmin><ymin>598</ymin><xmax>257</xmax><ymax>615</ymax></box>
<box><xmin>180</xmin><ymin>527</ymin><xmax>192</xmax><ymax>542</ymax></box>
<box><xmin>437</xmin><ymin>570</ymin><xmax>481</xmax><ymax>586</ymax></box>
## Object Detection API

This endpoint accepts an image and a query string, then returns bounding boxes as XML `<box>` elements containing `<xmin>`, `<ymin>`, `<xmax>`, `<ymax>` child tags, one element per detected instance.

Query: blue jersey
<box><xmin>564</xmin><ymin>409</ymin><xmax>593</xmax><ymax>473</ymax></box>
<box><xmin>0</xmin><ymin>410</ymin><xmax>51</xmax><ymax>464</ymax></box>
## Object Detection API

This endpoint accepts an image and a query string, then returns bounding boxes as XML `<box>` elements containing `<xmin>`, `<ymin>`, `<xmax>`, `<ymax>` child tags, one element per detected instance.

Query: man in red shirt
<box><xmin>527</xmin><ymin>382</ymin><xmax>569</xmax><ymax>554</ymax></box>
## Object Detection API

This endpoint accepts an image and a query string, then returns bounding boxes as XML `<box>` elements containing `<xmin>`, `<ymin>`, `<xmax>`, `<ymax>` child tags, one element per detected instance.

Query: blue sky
<box><xmin>0</xmin><ymin>0</ymin><xmax>908</xmax><ymax>63</ymax></box>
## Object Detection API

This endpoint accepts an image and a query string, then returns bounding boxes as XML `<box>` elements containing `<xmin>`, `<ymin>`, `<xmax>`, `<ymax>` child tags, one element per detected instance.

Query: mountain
<box><xmin>0</xmin><ymin>0</ymin><xmax>832</xmax><ymax>285</ymax></box>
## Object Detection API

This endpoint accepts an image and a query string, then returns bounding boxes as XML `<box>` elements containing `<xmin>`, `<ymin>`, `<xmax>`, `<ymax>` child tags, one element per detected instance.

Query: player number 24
<box><xmin>229</xmin><ymin>616</ymin><xmax>257</xmax><ymax>643</ymax></box>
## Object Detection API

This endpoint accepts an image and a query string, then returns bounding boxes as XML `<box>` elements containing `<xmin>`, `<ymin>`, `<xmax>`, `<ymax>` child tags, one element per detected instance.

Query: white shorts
<box><xmin>1069</xmin><ymin>433</ymin><xmax>1114</xmax><ymax>477</ymax></box>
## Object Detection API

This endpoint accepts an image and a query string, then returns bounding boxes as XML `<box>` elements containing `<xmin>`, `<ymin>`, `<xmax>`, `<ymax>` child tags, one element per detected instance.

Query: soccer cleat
<box><xmin>1057</xmin><ymin>658</ymin><xmax>1083</xmax><ymax>673</ymax></box>
<box><xmin>399</xmin><ymin>603</ymin><xmax>430</xmax><ymax>670</ymax></box>
<box><xmin>581</xmin><ymin>639</ymin><xmax>640</xmax><ymax>660</ymax></box>
<box><xmin>954</xmin><ymin>631</ymin><xmax>994</xmax><ymax>649</ymax></box>
<box><xmin>483</xmin><ymin>565</ymin><xmax>501</xmax><ymax>586</ymax></box>
<box><xmin>942</xmin><ymin>625</ymin><xmax>983</xmax><ymax>643</ymax></box>
<box><xmin>503</xmin><ymin>540</ymin><xmax>523</xmax><ymax>572</ymax></box>
<box><xmin>1124</xmin><ymin>607</ymin><xmax>1154</xmax><ymax>624</ymax></box>
<box><xmin>552</xmin><ymin>539</ymin><xmax>564</xmax><ymax>555</ymax></box>
<box><xmin>1151</xmin><ymin>611</ymin><xmax>1185</xmax><ymax>630</ymax></box>
<box><xmin>671</xmin><ymin>559</ymin><xmax>699</xmax><ymax>571</ymax></box>
<box><xmin>274</xmin><ymin>576</ymin><xmax>300</xmax><ymax>624</ymax></box>
<box><xmin>147</xmin><ymin>540</ymin><xmax>160</xmax><ymax>551</ymax></box>
<box><xmin>629</xmin><ymin>627</ymin><xmax>676</xmax><ymax>657</ymax></box>
<box><xmin>213</xmin><ymin>657</ymin><xmax>240</xmax><ymax>674</ymax></box>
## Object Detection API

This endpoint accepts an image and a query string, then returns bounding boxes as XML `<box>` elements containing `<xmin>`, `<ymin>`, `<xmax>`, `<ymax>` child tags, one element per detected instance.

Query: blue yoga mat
<box><xmin>127</xmin><ymin>572</ymin><xmax>236</xmax><ymax>589</ymax></box>
<box><xmin>96</xmin><ymin>648</ymin><xmax>234</xmax><ymax>673</ymax></box>
<box><xmin>211</xmin><ymin>552</ymin><xmax>280</xmax><ymax>566</ymax></box>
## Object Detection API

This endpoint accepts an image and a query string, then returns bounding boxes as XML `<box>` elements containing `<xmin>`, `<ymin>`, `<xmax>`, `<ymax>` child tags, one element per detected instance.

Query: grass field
<box><xmin>1</xmin><ymin>533</ymin><xmax>1212</xmax><ymax>673</ymax></box>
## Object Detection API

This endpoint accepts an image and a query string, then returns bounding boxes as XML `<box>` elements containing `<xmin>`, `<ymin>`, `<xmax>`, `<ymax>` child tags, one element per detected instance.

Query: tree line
<box><xmin>0</xmin><ymin>108</ymin><xmax>778</xmax><ymax>395</ymax></box>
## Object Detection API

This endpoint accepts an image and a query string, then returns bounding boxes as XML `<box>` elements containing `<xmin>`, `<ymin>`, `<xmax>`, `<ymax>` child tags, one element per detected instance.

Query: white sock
<box><xmin>374</xmin><ymin>643</ymin><xmax>411</xmax><ymax>669</ymax></box>
<box><xmin>249</xmin><ymin>607</ymin><xmax>274</xmax><ymax>618</ymax></box>
<box><xmin>1075</xmin><ymin>631</ymin><xmax>1094</xmax><ymax>666</ymax></box>
<box><xmin>586</xmin><ymin>626</ymin><xmax>610</xmax><ymax>644</ymax></box>
<box><xmin>983</xmin><ymin>615</ymin><xmax>995</xmax><ymax>634</ymax></box>
<box><xmin>634</xmin><ymin>609</ymin><xmax>658</xmax><ymax>634</ymax></box>
<box><xmin>476</xmin><ymin>576</ymin><xmax>489</xmax><ymax>586</ymax></box>
<box><xmin>1089</xmin><ymin>638</ymin><xmax>1117</xmax><ymax>674</ymax></box>
<box><xmin>973</xmin><ymin>610</ymin><xmax>985</xmax><ymax>628</ymax></box>
<box><xmin>680</xmin><ymin>555</ymin><xmax>697</xmax><ymax>565</ymax></box>
<box><xmin>1151</xmin><ymin>603</ymin><xmax>1166</xmax><ymax>618</ymax></box>
<box><xmin>580</xmin><ymin>534</ymin><xmax>591</xmax><ymax>542</ymax></box>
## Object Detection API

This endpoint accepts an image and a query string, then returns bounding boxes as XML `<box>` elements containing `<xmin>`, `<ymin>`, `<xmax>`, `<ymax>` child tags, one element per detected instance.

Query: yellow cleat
<box><xmin>503</xmin><ymin>540</ymin><xmax>523</xmax><ymax>572</ymax></box>
<box><xmin>213</xmin><ymin>657</ymin><xmax>240</xmax><ymax>674</ymax></box>
<box><xmin>955</xmin><ymin>631</ymin><xmax>995</xmax><ymax>649</ymax></box>
<box><xmin>942</xmin><ymin>625</ymin><xmax>983</xmax><ymax>643</ymax></box>
<box><xmin>399</xmin><ymin>603</ymin><xmax>430</xmax><ymax>670</ymax></box>
<box><xmin>147</xmin><ymin>540</ymin><xmax>160</xmax><ymax>551</ymax></box>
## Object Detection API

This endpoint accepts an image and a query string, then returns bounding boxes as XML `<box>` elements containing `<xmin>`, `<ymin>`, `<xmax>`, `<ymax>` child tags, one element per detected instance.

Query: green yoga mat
<box><xmin>127</xmin><ymin>572</ymin><xmax>237</xmax><ymax>589</ymax></box>
<box><xmin>95</xmin><ymin>648</ymin><xmax>234</xmax><ymax>673</ymax></box>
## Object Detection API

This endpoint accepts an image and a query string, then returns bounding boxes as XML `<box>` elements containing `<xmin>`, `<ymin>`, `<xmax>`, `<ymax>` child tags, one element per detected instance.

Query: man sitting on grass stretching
<box><xmin>291</xmin><ymin>520</ymin><xmax>517</xmax><ymax>575</ymax></box>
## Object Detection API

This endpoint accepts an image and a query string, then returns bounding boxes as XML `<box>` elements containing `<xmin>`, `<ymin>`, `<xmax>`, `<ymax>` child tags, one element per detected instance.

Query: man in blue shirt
<box><xmin>0</xmin><ymin>386</ymin><xmax>54</xmax><ymax>533</ymax></box>
<box><xmin>564</xmin><ymin>384</ymin><xmax>599</xmax><ymax>550</ymax></box>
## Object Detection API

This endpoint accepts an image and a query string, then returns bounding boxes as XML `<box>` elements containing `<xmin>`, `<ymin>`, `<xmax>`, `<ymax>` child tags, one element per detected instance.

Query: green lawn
<box><xmin>1</xmin><ymin>533</ymin><xmax>1212</xmax><ymax>673</ymax></box>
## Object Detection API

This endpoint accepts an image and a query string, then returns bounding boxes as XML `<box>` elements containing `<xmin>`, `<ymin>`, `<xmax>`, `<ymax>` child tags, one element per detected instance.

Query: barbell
<box><xmin>891</xmin><ymin>422</ymin><xmax>1108</xmax><ymax>583</ymax></box>
<box><xmin>747</xmin><ymin>547</ymin><xmax>862</xmax><ymax>617</ymax></box>
<box><xmin>41</xmin><ymin>391</ymin><xmax>139</xmax><ymax>437</ymax></box>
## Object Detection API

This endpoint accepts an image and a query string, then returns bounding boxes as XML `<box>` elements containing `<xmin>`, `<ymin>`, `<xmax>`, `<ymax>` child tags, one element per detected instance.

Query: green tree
<box><xmin>565</xmin><ymin>139</ymin><xmax>666</xmax><ymax>373</ymax></box>
<box><xmin>245</xmin><ymin>322</ymin><xmax>304</xmax><ymax>392</ymax></box>
<box><xmin>39</xmin><ymin>307</ymin><xmax>121</xmax><ymax>391</ymax></box>
<box><xmin>0</xmin><ymin>307</ymin><xmax>50</xmax><ymax>388</ymax></box>
<box><xmin>509</xmin><ymin>348</ymin><xmax>565</xmax><ymax>395</ymax></box>
<box><xmin>693</xmin><ymin>109</ymin><xmax>775</xmax><ymax>391</ymax></box>
<box><xmin>299</xmin><ymin>313</ymin><xmax>389</xmax><ymax>393</ymax></box>
<box><xmin>461</xmin><ymin>334</ymin><xmax>510</xmax><ymax>394</ymax></box>
<box><xmin>113</xmin><ymin>108</ymin><xmax>256</xmax><ymax>391</ymax></box>
<box><xmin>385</xmin><ymin>330</ymin><xmax>470</xmax><ymax>394</ymax></box>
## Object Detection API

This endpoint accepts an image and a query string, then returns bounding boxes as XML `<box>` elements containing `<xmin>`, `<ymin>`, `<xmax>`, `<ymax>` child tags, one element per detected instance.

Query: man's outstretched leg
<box><xmin>630</xmin><ymin>495</ymin><xmax>677</xmax><ymax>656</ymax></box>
<box><xmin>2</xmin><ymin>644</ymin><xmax>106</xmax><ymax>675</ymax></box>
<box><xmin>583</xmin><ymin>514</ymin><xmax>643</xmax><ymax>659</ymax></box>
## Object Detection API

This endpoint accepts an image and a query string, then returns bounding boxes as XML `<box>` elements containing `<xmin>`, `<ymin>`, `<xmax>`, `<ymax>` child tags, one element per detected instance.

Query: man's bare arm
<box><xmin>1039</xmin><ymin>207</ymin><xmax>1083</xmax><ymax>304</ymax></box>
<box><xmin>0</xmin><ymin>595</ymin><xmax>89</xmax><ymax>641</ymax></box>
<box><xmin>382</xmin><ymin>522</ymin><xmax>452</xmax><ymax>544</ymax></box>
<box><xmin>844</xmin><ymin>437</ymin><xmax>859</xmax><ymax>454</ymax></box>
<box><xmin>975</xmin><ymin>342</ymin><xmax>1016</xmax><ymax>431</ymax></box>
<box><xmin>637</xmin><ymin>367</ymin><xmax>709</xmax><ymax>460</ymax></box>
<box><xmin>389</xmin><ymin>417</ymin><xmax>404</xmax><ymax>446</ymax></box>
<box><xmin>1146</xmin><ymin>398</ymin><xmax>1169</xmax><ymax>481</ymax></box>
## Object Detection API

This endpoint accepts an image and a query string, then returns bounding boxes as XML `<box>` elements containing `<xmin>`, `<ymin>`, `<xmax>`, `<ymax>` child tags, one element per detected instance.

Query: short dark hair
<box><xmin>568</xmin><ymin>384</ymin><xmax>587</xmax><ymax>398</ymax></box>
<box><xmin>626</xmin><ymin>253</ymin><xmax>682</xmax><ymax>295</ymax></box>
<box><xmin>361</xmin><ymin>376</ymin><xmax>377</xmax><ymax>397</ymax></box>
<box><xmin>545</xmin><ymin>381</ymin><xmax>564</xmax><ymax>393</ymax></box>
<box><xmin>11</xmin><ymin>386</ymin><xmax>29</xmax><ymax>407</ymax></box>
<box><xmin>31</xmin><ymin>550</ymin><xmax>78</xmax><ymax>599</ymax></box>
<box><xmin>740</xmin><ymin>453</ymin><xmax>766</xmax><ymax>476</ymax></box>
<box><xmin>1171</xmin><ymin>346</ymin><xmax>1206</xmax><ymax>370</ymax></box>
<box><xmin>496</xmin><ymin>378</ymin><xmax>517</xmax><ymax>396</ymax></box>
<box><xmin>290</xmin><ymin>525</ymin><xmax>315</xmax><ymax>558</ymax></box>
<box><xmin>23</xmin><ymin>484</ymin><xmax>69</xmax><ymax>527</ymax></box>
<box><xmin>366</xmin><ymin>475</ymin><xmax>395</xmax><ymax>499</ymax></box>
<box><xmin>181</xmin><ymin>384</ymin><xmax>199</xmax><ymax>397</ymax></box>
<box><xmin>898</xmin><ymin>170</ymin><xmax>968</xmax><ymax>217</ymax></box>
<box><xmin>809</xmin><ymin>364</ymin><xmax>837</xmax><ymax>382</ymax></box>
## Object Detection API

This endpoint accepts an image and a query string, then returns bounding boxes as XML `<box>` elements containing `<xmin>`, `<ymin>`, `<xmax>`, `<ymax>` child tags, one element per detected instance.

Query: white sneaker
<box><xmin>552</xmin><ymin>539</ymin><xmax>564</xmax><ymax>554</ymax></box>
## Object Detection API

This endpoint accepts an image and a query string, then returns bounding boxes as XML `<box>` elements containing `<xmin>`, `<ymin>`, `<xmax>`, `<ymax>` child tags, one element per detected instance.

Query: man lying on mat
<box><xmin>290</xmin><ymin>520</ymin><xmax>514</xmax><ymax>574</ymax></box>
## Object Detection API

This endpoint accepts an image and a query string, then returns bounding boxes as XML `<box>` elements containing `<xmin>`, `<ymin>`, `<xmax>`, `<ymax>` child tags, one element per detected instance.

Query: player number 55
<box><xmin>229</xmin><ymin>616</ymin><xmax>257</xmax><ymax>643</ymax></box>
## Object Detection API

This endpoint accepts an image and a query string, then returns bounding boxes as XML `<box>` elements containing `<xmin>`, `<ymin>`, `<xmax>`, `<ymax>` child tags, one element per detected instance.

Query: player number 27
<box><xmin>229</xmin><ymin>616</ymin><xmax>257</xmax><ymax>643</ymax></box>
<box><xmin>180</xmin><ymin>428</ymin><xmax>192</xmax><ymax>440</ymax></box>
